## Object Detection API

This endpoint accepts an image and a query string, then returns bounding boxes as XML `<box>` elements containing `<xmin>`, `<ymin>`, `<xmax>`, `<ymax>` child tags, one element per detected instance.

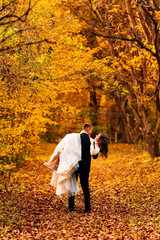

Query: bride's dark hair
<box><xmin>98</xmin><ymin>133</ymin><xmax>109</xmax><ymax>157</ymax></box>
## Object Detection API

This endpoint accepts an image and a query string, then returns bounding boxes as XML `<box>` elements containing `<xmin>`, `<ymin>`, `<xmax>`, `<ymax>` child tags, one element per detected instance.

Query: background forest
<box><xmin>1</xmin><ymin>0</ymin><xmax>160</xmax><ymax>171</ymax></box>
<box><xmin>1</xmin><ymin>1</ymin><xmax>160</xmax><ymax>239</ymax></box>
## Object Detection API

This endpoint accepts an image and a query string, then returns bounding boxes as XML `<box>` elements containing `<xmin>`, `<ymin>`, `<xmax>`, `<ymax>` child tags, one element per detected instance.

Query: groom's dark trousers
<box><xmin>69</xmin><ymin>132</ymin><xmax>91</xmax><ymax>212</ymax></box>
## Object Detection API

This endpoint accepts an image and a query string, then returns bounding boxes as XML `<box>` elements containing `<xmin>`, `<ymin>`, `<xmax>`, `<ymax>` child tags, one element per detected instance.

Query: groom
<box><xmin>69</xmin><ymin>123</ymin><xmax>94</xmax><ymax>213</ymax></box>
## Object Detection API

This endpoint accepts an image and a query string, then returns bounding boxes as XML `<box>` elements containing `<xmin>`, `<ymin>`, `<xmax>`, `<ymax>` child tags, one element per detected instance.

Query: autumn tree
<box><xmin>1</xmin><ymin>0</ymin><xmax>105</xmax><ymax>173</ymax></box>
<box><xmin>56</xmin><ymin>0</ymin><xmax>160</xmax><ymax>157</ymax></box>
<box><xmin>0</xmin><ymin>0</ymin><xmax>82</xmax><ymax>171</ymax></box>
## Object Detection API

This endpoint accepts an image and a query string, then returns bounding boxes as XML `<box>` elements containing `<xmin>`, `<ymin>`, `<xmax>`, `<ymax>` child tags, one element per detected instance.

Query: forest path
<box><xmin>1</xmin><ymin>143</ymin><xmax>160</xmax><ymax>239</ymax></box>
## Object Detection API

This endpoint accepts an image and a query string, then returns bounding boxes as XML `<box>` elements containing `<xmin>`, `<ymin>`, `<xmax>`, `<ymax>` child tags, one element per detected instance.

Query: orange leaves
<box><xmin>1</xmin><ymin>143</ymin><xmax>160</xmax><ymax>238</ymax></box>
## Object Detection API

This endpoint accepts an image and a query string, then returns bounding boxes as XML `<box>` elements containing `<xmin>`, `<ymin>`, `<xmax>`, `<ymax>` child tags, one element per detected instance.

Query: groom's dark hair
<box><xmin>82</xmin><ymin>123</ymin><xmax>92</xmax><ymax>130</ymax></box>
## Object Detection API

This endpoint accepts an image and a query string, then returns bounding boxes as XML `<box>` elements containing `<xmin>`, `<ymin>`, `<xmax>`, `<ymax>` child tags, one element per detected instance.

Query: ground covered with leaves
<box><xmin>1</xmin><ymin>143</ymin><xmax>160</xmax><ymax>239</ymax></box>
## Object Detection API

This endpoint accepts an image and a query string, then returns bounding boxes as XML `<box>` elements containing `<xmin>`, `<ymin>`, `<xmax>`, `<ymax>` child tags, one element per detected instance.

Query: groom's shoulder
<box><xmin>80</xmin><ymin>132</ymin><xmax>88</xmax><ymax>136</ymax></box>
<box><xmin>80</xmin><ymin>132</ymin><xmax>90</xmax><ymax>141</ymax></box>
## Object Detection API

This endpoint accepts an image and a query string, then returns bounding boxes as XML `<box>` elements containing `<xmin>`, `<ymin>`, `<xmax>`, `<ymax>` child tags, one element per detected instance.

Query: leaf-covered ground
<box><xmin>1</xmin><ymin>143</ymin><xmax>160</xmax><ymax>239</ymax></box>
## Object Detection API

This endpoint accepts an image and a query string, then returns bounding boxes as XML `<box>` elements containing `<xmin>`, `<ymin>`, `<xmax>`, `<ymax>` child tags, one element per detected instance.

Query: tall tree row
<box><xmin>0</xmin><ymin>0</ymin><xmax>84</xmax><ymax>169</ymax></box>
<box><xmin>0</xmin><ymin>0</ymin><xmax>107</xmax><ymax>172</ymax></box>
<box><xmin>57</xmin><ymin>0</ymin><xmax>160</xmax><ymax>157</ymax></box>
<box><xmin>1</xmin><ymin>0</ymin><xmax>160</xmax><ymax>170</ymax></box>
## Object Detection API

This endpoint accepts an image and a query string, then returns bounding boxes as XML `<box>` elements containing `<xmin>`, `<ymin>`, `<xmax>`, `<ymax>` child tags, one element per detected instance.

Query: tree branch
<box><xmin>0</xmin><ymin>0</ymin><xmax>32</xmax><ymax>25</ymax></box>
<box><xmin>0</xmin><ymin>28</ymin><xmax>35</xmax><ymax>44</ymax></box>
<box><xmin>0</xmin><ymin>14</ymin><xmax>25</xmax><ymax>23</ymax></box>
<box><xmin>90</xmin><ymin>31</ymin><xmax>157</xmax><ymax>58</ymax></box>
<box><xmin>0</xmin><ymin>0</ymin><xmax>16</xmax><ymax>13</ymax></box>
<box><xmin>0</xmin><ymin>39</ymin><xmax>56</xmax><ymax>52</ymax></box>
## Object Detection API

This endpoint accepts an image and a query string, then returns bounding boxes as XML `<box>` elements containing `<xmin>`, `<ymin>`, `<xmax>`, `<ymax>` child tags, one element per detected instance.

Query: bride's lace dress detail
<box><xmin>44</xmin><ymin>133</ymin><xmax>100</xmax><ymax>197</ymax></box>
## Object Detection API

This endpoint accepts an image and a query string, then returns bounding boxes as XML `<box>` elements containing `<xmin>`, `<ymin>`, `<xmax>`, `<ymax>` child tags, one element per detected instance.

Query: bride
<box><xmin>44</xmin><ymin>131</ymin><xmax>109</xmax><ymax>197</ymax></box>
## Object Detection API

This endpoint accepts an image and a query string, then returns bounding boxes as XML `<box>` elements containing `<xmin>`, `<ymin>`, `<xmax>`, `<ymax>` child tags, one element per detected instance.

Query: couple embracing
<box><xmin>44</xmin><ymin>123</ymin><xmax>109</xmax><ymax>213</ymax></box>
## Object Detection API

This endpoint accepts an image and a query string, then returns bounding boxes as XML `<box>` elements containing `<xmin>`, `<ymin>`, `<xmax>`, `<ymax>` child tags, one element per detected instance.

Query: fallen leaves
<box><xmin>1</xmin><ymin>143</ymin><xmax>160</xmax><ymax>239</ymax></box>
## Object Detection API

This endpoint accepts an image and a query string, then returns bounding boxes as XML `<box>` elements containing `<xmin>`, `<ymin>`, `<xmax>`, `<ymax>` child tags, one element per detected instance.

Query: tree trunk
<box><xmin>89</xmin><ymin>90</ymin><xmax>99</xmax><ymax>136</ymax></box>
<box><xmin>119</xmin><ymin>110</ymin><xmax>134</xmax><ymax>144</ymax></box>
<box><xmin>143</xmin><ymin>132</ymin><xmax>160</xmax><ymax>158</ymax></box>
<box><xmin>114</xmin><ymin>93</ymin><xmax>137</xmax><ymax>144</ymax></box>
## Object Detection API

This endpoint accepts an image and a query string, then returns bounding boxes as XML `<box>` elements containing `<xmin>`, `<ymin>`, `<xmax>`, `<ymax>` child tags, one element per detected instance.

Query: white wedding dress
<box><xmin>44</xmin><ymin>133</ymin><xmax>100</xmax><ymax>197</ymax></box>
